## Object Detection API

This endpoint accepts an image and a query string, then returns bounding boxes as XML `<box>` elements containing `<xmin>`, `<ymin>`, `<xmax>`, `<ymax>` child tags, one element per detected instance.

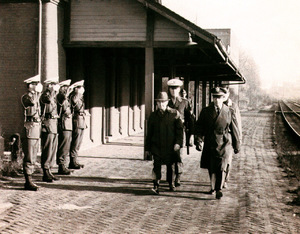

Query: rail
<box><xmin>278</xmin><ymin>101</ymin><xmax>300</xmax><ymax>138</ymax></box>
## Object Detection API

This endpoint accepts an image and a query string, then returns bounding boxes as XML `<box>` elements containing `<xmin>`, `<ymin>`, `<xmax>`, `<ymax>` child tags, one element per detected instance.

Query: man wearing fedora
<box><xmin>56</xmin><ymin>79</ymin><xmax>74</xmax><ymax>175</ymax></box>
<box><xmin>40</xmin><ymin>78</ymin><xmax>60</xmax><ymax>182</ymax></box>
<box><xmin>21</xmin><ymin>75</ymin><xmax>43</xmax><ymax>191</ymax></box>
<box><xmin>167</xmin><ymin>78</ymin><xmax>194</xmax><ymax>187</ymax></box>
<box><xmin>145</xmin><ymin>92</ymin><xmax>183</xmax><ymax>194</ymax></box>
<box><xmin>194</xmin><ymin>87</ymin><xmax>240</xmax><ymax>199</ymax></box>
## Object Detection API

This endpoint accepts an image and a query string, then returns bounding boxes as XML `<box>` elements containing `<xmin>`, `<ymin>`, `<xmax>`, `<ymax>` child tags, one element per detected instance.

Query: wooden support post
<box><xmin>202</xmin><ymin>81</ymin><xmax>207</xmax><ymax>110</ymax></box>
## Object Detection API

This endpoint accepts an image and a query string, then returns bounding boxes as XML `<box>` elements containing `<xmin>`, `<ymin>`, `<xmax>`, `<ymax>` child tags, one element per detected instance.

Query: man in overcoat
<box><xmin>221</xmin><ymin>85</ymin><xmax>242</xmax><ymax>188</ymax></box>
<box><xmin>194</xmin><ymin>87</ymin><xmax>240</xmax><ymax>199</ymax></box>
<box><xmin>21</xmin><ymin>75</ymin><xmax>43</xmax><ymax>190</ymax></box>
<box><xmin>145</xmin><ymin>92</ymin><xmax>183</xmax><ymax>194</ymax></box>
<box><xmin>167</xmin><ymin>78</ymin><xmax>194</xmax><ymax>187</ymax></box>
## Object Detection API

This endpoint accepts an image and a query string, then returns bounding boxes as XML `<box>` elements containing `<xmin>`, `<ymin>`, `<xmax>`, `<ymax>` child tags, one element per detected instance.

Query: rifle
<box><xmin>186</xmin><ymin>128</ymin><xmax>190</xmax><ymax>155</ymax></box>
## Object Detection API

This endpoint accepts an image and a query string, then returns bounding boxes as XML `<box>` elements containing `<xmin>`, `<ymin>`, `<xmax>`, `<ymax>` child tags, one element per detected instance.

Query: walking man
<box><xmin>40</xmin><ymin>78</ymin><xmax>60</xmax><ymax>182</ymax></box>
<box><xmin>167</xmin><ymin>78</ymin><xmax>193</xmax><ymax>187</ymax></box>
<box><xmin>21</xmin><ymin>75</ymin><xmax>43</xmax><ymax>190</ymax></box>
<box><xmin>69</xmin><ymin>80</ymin><xmax>86</xmax><ymax>169</ymax></box>
<box><xmin>145</xmin><ymin>92</ymin><xmax>183</xmax><ymax>194</ymax></box>
<box><xmin>194</xmin><ymin>87</ymin><xmax>240</xmax><ymax>199</ymax></box>
<box><xmin>56</xmin><ymin>79</ymin><xmax>73</xmax><ymax>175</ymax></box>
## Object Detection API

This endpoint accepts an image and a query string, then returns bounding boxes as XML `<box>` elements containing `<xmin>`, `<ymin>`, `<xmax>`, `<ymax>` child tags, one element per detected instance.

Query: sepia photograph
<box><xmin>0</xmin><ymin>0</ymin><xmax>299</xmax><ymax>233</ymax></box>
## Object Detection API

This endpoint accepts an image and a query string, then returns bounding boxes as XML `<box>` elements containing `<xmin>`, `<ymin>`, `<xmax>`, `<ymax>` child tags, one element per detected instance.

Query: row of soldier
<box><xmin>145</xmin><ymin>79</ymin><xmax>242</xmax><ymax>199</ymax></box>
<box><xmin>21</xmin><ymin>76</ymin><xmax>86</xmax><ymax>191</ymax></box>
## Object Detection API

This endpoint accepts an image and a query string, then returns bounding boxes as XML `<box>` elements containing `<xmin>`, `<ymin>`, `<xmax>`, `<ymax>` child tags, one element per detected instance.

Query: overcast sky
<box><xmin>162</xmin><ymin>0</ymin><xmax>300</xmax><ymax>91</ymax></box>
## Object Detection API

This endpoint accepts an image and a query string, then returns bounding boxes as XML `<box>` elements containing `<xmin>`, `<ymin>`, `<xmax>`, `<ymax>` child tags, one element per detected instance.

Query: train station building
<box><xmin>0</xmin><ymin>0</ymin><xmax>245</xmax><ymax>150</ymax></box>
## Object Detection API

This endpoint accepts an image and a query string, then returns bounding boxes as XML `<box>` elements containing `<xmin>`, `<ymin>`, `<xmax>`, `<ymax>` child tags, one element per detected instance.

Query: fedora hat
<box><xmin>155</xmin><ymin>92</ymin><xmax>169</xmax><ymax>102</ymax></box>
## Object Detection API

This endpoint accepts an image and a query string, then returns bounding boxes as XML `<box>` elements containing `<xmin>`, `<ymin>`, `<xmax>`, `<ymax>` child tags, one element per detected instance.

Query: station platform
<box><xmin>0</xmin><ymin>111</ymin><xmax>299</xmax><ymax>233</ymax></box>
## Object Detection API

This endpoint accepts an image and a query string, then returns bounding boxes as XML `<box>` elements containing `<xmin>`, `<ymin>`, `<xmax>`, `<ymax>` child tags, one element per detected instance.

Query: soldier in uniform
<box><xmin>69</xmin><ymin>80</ymin><xmax>86</xmax><ymax>169</ymax></box>
<box><xmin>145</xmin><ymin>92</ymin><xmax>183</xmax><ymax>194</ymax></box>
<box><xmin>194</xmin><ymin>87</ymin><xmax>240</xmax><ymax>199</ymax></box>
<box><xmin>56</xmin><ymin>79</ymin><xmax>73</xmax><ymax>175</ymax></box>
<box><xmin>21</xmin><ymin>75</ymin><xmax>43</xmax><ymax>191</ymax></box>
<box><xmin>167</xmin><ymin>78</ymin><xmax>194</xmax><ymax>187</ymax></box>
<box><xmin>221</xmin><ymin>85</ymin><xmax>242</xmax><ymax>188</ymax></box>
<box><xmin>40</xmin><ymin>78</ymin><xmax>60</xmax><ymax>182</ymax></box>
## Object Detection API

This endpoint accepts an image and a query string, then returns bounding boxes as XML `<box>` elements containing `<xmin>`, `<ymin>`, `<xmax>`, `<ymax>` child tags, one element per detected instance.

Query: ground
<box><xmin>0</xmin><ymin>111</ymin><xmax>299</xmax><ymax>233</ymax></box>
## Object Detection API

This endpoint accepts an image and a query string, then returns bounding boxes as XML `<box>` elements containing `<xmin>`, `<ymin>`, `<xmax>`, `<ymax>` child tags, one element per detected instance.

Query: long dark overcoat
<box><xmin>195</xmin><ymin>103</ymin><xmax>240</xmax><ymax>171</ymax></box>
<box><xmin>145</xmin><ymin>109</ymin><xmax>183</xmax><ymax>165</ymax></box>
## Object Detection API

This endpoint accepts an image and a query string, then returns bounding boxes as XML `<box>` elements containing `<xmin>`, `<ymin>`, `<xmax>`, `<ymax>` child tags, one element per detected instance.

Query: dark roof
<box><xmin>137</xmin><ymin>0</ymin><xmax>245</xmax><ymax>83</ymax></box>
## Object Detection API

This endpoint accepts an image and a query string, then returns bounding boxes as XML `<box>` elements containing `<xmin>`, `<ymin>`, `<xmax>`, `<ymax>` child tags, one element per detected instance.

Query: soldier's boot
<box><xmin>69</xmin><ymin>157</ymin><xmax>84</xmax><ymax>170</ymax></box>
<box><xmin>24</xmin><ymin>175</ymin><xmax>39</xmax><ymax>191</ymax></box>
<box><xmin>58</xmin><ymin>164</ymin><xmax>71</xmax><ymax>175</ymax></box>
<box><xmin>151</xmin><ymin>180</ymin><xmax>159</xmax><ymax>195</ymax></box>
<box><xmin>48</xmin><ymin>169</ymin><xmax>59</xmax><ymax>181</ymax></box>
<box><xmin>42</xmin><ymin>169</ymin><xmax>53</xmax><ymax>183</ymax></box>
<box><xmin>175</xmin><ymin>174</ymin><xmax>181</xmax><ymax>187</ymax></box>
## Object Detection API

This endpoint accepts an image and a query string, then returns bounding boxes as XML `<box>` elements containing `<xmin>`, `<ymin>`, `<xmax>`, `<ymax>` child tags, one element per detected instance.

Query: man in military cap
<box><xmin>221</xmin><ymin>85</ymin><xmax>242</xmax><ymax>188</ymax></box>
<box><xmin>21</xmin><ymin>75</ymin><xmax>43</xmax><ymax>191</ymax></box>
<box><xmin>194</xmin><ymin>87</ymin><xmax>240</xmax><ymax>199</ymax></box>
<box><xmin>145</xmin><ymin>92</ymin><xmax>183</xmax><ymax>194</ymax></box>
<box><xmin>56</xmin><ymin>79</ymin><xmax>73</xmax><ymax>175</ymax></box>
<box><xmin>69</xmin><ymin>80</ymin><xmax>86</xmax><ymax>169</ymax></box>
<box><xmin>40</xmin><ymin>78</ymin><xmax>60</xmax><ymax>182</ymax></box>
<box><xmin>167</xmin><ymin>78</ymin><xmax>194</xmax><ymax>187</ymax></box>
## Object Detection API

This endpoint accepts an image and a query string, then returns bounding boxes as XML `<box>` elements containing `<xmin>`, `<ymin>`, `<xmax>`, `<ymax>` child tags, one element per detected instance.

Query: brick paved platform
<box><xmin>0</xmin><ymin>111</ymin><xmax>299</xmax><ymax>233</ymax></box>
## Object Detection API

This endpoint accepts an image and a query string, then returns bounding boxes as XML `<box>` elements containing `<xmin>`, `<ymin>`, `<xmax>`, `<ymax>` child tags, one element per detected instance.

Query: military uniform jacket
<box><xmin>21</xmin><ymin>91</ymin><xmax>42</xmax><ymax>139</ymax></box>
<box><xmin>40</xmin><ymin>90</ymin><xmax>58</xmax><ymax>134</ymax></box>
<box><xmin>168</xmin><ymin>96</ymin><xmax>194</xmax><ymax>134</ymax></box>
<box><xmin>145</xmin><ymin>109</ymin><xmax>183</xmax><ymax>165</ymax></box>
<box><xmin>195</xmin><ymin>103</ymin><xmax>240</xmax><ymax>169</ymax></box>
<box><xmin>57</xmin><ymin>92</ymin><xmax>73</xmax><ymax>131</ymax></box>
<box><xmin>70</xmin><ymin>93</ymin><xmax>86</xmax><ymax>130</ymax></box>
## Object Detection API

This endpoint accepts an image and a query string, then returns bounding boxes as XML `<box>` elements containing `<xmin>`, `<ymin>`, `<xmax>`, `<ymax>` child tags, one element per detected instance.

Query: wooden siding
<box><xmin>154</xmin><ymin>14</ymin><xmax>189</xmax><ymax>42</ymax></box>
<box><xmin>70</xmin><ymin>0</ymin><xmax>147</xmax><ymax>41</ymax></box>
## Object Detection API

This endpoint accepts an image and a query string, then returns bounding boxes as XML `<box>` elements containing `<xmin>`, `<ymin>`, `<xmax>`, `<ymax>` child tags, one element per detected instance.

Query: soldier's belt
<box><xmin>25</xmin><ymin>116</ymin><xmax>41</xmax><ymax>122</ymax></box>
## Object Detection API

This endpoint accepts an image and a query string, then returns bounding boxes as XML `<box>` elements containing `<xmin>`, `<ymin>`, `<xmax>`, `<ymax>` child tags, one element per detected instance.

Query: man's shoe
<box><xmin>42</xmin><ymin>169</ymin><xmax>53</xmax><ymax>183</ymax></box>
<box><xmin>24</xmin><ymin>175</ymin><xmax>39</xmax><ymax>191</ymax></box>
<box><xmin>49</xmin><ymin>170</ymin><xmax>60</xmax><ymax>181</ymax></box>
<box><xmin>58</xmin><ymin>165</ymin><xmax>71</xmax><ymax>175</ymax></box>
<box><xmin>209</xmin><ymin>189</ymin><xmax>216</xmax><ymax>195</ymax></box>
<box><xmin>216</xmin><ymin>190</ymin><xmax>223</xmax><ymax>199</ymax></box>
<box><xmin>69</xmin><ymin>159</ymin><xmax>84</xmax><ymax>169</ymax></box>
<box><xmin>151</xmin><ymin>186</ymin><xmax>159</xmax><ymax>195</ymax></box>
<box><xmin>175</xmin><ymin>175</ymin><xmax>181</xmax><ymax>187</ymax></box>
<box><xmin>169</xmin><ymin>185</ymin><xmax>176</xmax><ymax>192</ymax></box>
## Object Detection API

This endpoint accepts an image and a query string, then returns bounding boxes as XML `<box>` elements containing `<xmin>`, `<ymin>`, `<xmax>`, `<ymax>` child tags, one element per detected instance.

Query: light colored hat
<box><xmin>72</xmin><ymin>80</ymin><xmax>84</xmax><ymax>88</ymax></box>
<box><xmin>155</xmin><ymin>92</ymin><xmax>169</xmax><ymax>102</ymax></box>
<box><xmin>167</xmin><ymin>78</ymin><xmax>183</xmax><ymax>87</ymax></box>
<box><xmin>44</xmin><ymin>77</ymin><xmax>59</xmax><ymax>84</ymax></box>
<box><xmin>59</xmin><ymin>79</ymin><xmax>71</xmax><ymax>86</ymax></box>
<box><xmin>211</xmin><ymin>87</ymin><xmax>226</xmax><ymax>97</ymax></box>
<box><xmin>24</xmin><ymin>74</ymin><xmax>40</xmax><ymax>83</ymax></box>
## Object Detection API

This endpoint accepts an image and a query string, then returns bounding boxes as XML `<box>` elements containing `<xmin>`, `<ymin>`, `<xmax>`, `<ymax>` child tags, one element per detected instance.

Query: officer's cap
<box><xmin>211</xmin><ymin>87</ymin><xmax>226</xmax><ymax>97</ymax></box>
<box><xmin>167</xmin><ymin>78</ymin><xmax>183</xmax><ymax>87</ymax></box>
<box><xmin>24</xmin><ymin>75</ymin><xmax>40</xmax><ymax>84</ymax></box>
<box><xmin>72</xmin><ymin>80</ymin><xmax>84</xmax><ymax>88</ymax></box>
<box><xmin>59</xmin><ymin>79</ymin><xmax>71</xmax><ymax>86</ymax></box>
<box><xmin>44</xmin><ymin>77</ymin><xmax>59</xmax><ymax>84</ymax></box>
<box><xmin>155</xmin><ymin>92</ymin><xmax>169</xmax><ymax>102</ymax></box>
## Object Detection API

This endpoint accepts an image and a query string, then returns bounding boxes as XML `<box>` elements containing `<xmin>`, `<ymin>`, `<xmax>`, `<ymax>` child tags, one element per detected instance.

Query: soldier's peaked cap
<box><xmin>167</xmin><ymin>78</ymin><xmax>183</xmax><ymax>87</ymax></box>
<box><xmin>211</xmin><ymin>87</ymin><xmax>226</xmax><ymax>96</ymax></box>
<box><xmin>59</xmin><ymin>79</ymin><xmax>71</xmax><ymax>86</ymax></box>
<box><xmin>24</xmin><ymin>74</ymin><xmax>40</xmax><ymax>83</ymax></box>
<box><xmin>44</xmin><ymin>77</ymin><xmax>59</xmax><ymax>84</ymax></box>
<box><xmin>72</xmin><ymin>80</ymin><xmax>84</xmax><ymax>87</ymax></box>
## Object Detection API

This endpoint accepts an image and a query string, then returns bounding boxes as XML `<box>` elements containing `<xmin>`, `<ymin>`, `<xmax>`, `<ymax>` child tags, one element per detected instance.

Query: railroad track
<box><xmin>278</xmin><ymin>101</ymin><xmax>300</xmax><ymax>138</ymax></box>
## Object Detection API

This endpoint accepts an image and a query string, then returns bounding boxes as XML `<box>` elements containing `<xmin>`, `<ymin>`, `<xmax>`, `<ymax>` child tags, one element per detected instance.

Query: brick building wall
<box><xmin>0</xmin><ymin>2</ymin><xmax>39</xmax><ymax>147</ymax></box>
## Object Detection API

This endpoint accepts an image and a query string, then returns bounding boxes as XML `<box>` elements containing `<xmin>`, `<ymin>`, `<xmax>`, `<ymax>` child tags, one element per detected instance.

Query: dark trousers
<box><xmin>209</xmin><ymin>157</ymin><xmax>226</xmax><ymax>191</ymax></box>
<box><xmin>57</xmin><ymin>130</ymin><xmax>72</xmax><ymax>165</ymax></box>
<box><xmin>41</xmin><ymin>132</ymin><xmax>58</xmax><ymax>169</ymax></box>
<box><xmin>152</xmin><ymin>156</ymin><xmax>175</xmax><ymax>185</ymax></box>
<box><xmin>23</xmin><ymin>138</ymin><xmax>39</xmax><ymax>175</ymax></box>
<box><xmin>70</xmin><ymin>128</ymin><xmax>84</xmax><ymax>159</ymax></box>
